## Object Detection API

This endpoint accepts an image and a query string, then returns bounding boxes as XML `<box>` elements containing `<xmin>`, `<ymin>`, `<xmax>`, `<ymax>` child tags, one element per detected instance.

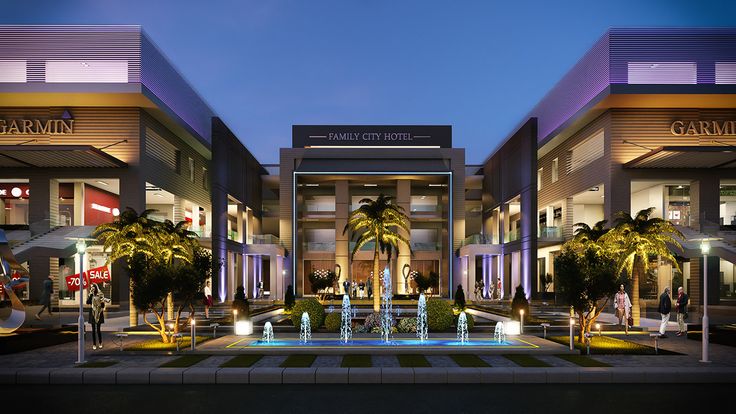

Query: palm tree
<box><xmin>343</xmin><ymin>194</ymin><xmax>412</xmax><ymax>311</ymax></box>
<box><xmin>600</xmin><ymin>208</ymin><xmax>684</xmax><ymax>326</ymax></box>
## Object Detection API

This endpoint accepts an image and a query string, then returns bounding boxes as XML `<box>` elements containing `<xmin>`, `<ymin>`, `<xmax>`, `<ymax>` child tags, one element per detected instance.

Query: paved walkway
<box><xmin>3</xmin><ymin>309</ymin><xmax>735</xmax><ymax>384</ymax></box>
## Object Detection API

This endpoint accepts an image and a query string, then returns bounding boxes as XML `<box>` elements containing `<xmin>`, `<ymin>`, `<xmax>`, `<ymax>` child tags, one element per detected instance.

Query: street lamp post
<box><xmin>701</xmin><ymin>240</ymin><xmax>710</xmax><ymax>363</ymax></box>
<box><xmin>76</xmin><ymin>239</ymin><xmax>87</xmax><ymax>364</ymax></box>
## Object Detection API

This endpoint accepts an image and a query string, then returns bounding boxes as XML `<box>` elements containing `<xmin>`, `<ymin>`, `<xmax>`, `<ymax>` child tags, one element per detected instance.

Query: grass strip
<box><xmin>503</xmin><ymin>354</ymin><xmax>551</xmax><ymax>367</ymax></box>
<box><xmin>280</xmin><ymin>354</ymin><xmax>316</xmax><ymax>368</ymax></box>
<box><xmin>397</xmin><ymin>354</ymin><xmax>431</xmax><ymax>367</ymax></box>
<box><xmin>341</xmin><ymin>354</ymin><xmax>372</xmax><ymax>368</ymax></box>
<box><xmin>76</xmin><ymin>360</ymin><xmax>118</xmax><ymax>368</ymax></box>
<box><xmin>159</xmin><ymin>354</ymin><xmax>211</xmax><ymax>368</ymax></box>
<box><xmin>124</xmin><ymin>336</ymin><xmax>211</xmax><ymax>351</ymax></box>
<box><xmin>555</xmin><ymin>354</ymin><xmax>611</xmax><ymax>367</ymax></box>
<box><xmin>547</xmin><ymin>335</ymin><xmax>681</xmax><ymax>355</ymax></box>
<box><xmin>220</xmin><ymin>354</ymin><xmax>263</xmax><ymax>368</ymax></box>
<box><xmin>449</xmin><ymin>354</ymin><xmax>490</xmax><ymax>367</ymax></box>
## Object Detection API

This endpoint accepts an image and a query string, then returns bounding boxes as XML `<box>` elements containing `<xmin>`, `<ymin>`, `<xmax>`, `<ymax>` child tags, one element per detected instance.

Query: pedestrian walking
<box><xmin>658</xmin><ymin>287</ymin><xmax>672</xmax><ymax>337</ymax></box>
<box><xmin>675</xmin><ymin>286</ymin><xmax>689</xmax><ymax>336</ymax></box>
<box><xmin>87</xmin><ymin>283</ymin><xmax>110</xmax><ymax>350</ymax></box>
<box><xmin>614</xmin><ymin>284</ymin><xmax>632</xmax><ymax>334</ymax></box>
<box><xmin>35</xmin><ymin>275</ymin><xmax>53</xmax><ymax>320</ymax></box>
<box><xmin>203</xmin><ymin>280</ymin><xmax>213</xmax><ymax>318</ymax></box>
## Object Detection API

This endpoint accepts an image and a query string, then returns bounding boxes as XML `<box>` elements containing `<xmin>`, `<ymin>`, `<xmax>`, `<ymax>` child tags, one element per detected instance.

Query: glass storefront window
<box><xmin>720</xmin><ymin>259</ymin><xmax>735</xmax><ymax>300</ymax></box>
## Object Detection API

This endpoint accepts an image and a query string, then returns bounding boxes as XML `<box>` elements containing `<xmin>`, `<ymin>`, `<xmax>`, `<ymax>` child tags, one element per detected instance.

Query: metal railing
<box><xmin>538</xmin><ymin>226</ymin><xmax>563</xmax><ymax>240</ymax></box>
<box><xmin>249</xmin><ymin>234</ymin><xmax>281</xmax><ymax>245</ymax></box>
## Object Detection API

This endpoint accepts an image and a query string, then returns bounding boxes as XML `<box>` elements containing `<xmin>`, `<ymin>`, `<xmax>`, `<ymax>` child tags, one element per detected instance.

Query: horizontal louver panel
<box><xmin>145</xmin><ymin>127</ymin><xmax>177</xmax><ymax>171</ymax></box>
<box><xmin>627</xmin><ymin>62</ymin><xmax>697</xmax><ymax>84</ymax></box>
<box><xmin>568</xmin><ymin>129</ymin><xmax>604</xmax><ymax>173</ymax></box>
<box><xmin>45</xmin><ymin>60</ymin><xmax>128</xmax><ymax>83</ymax></box>
<box><xmin>0</xmin><ymin>60</ymin><xmax>27</xmax><ymax>82</ymax></box>
<box><xmin>716</xmin><ymin>62</ymin><xmax>736</xmax><ymax>84</ymax></box>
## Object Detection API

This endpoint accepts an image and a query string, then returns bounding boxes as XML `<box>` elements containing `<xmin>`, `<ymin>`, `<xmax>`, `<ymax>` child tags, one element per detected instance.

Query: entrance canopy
<box><xmin>0</xmin><ymin>145</ymin><xmax>127</xmax><ymax>168</ymax></box>
<box><xmin>624</xmin><ymin>146</ymin><xmax>736</xmax><ymax>169</ymax></box>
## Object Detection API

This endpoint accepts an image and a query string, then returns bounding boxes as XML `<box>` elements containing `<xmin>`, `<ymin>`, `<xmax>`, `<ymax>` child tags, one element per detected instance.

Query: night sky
<box><xmin>3</xmin><ymin>0</ymin><xmax>734</xmax><ymax>164</ymax></box>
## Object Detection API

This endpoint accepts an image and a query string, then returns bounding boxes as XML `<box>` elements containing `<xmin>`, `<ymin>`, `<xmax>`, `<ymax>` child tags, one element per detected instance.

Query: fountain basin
<box><xmin>232</xmin><ymin>337</ymin><xmax>536</xmax><ymax>349</ymax></box>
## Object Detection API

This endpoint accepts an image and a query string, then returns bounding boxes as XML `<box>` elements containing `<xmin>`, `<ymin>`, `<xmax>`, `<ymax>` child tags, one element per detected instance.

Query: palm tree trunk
<box><xmin>373</xmin><ymin>239</ymin><xmax>380</xmax><ymax>312</ymax></box>
<box><xmin>128</xmin><ymin>279</ymin><xmax>137</xmax><ymax>327</ymax></box>
<box><xmin>632</xmin><ymin>258</ymin><xmax>640</xmax><ymax>326</ymax></box>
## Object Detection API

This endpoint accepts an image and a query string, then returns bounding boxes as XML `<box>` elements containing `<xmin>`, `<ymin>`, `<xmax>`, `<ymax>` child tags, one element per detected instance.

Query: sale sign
<box><xmin>65</xmin><ymin>265</ymin><xmax>111</xmax><ymax>291</ymax></box>
<box><xmin>65</xmin><ymin>273</ymin><xmax>87</xmax><ymax>292</ymax></box>
<box><xmin>87</xmin><ymin>265</ymin><xmax>111</xmax><ymax>283</ymax></box>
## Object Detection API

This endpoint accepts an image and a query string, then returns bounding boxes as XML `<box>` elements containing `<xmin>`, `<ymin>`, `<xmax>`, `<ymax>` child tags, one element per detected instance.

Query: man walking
<box><xmin>675</xmin><ymin>286</ymin><xmax>689</xmax><ymax>337</ymax></box>
<box><xmin>658</xmin><ymin>287</ymin><xmax>672</xmax><ymax>337</ymax></box>
<box><xmin>35</xmin><ymin>275</ymin><xmax>54</xmax><ymax>320</ymax></box>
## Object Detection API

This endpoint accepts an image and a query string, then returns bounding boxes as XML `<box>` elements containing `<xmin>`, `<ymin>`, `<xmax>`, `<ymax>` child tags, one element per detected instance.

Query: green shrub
<box><xmin>397</xmin><ymin>317</ymin><xmax>418</xmax><ymax>333</ymax></box>
<box><xmin>454</xmin><ymin>312</ymin><xmax>474</xmax><ymax>330</ymax></box>
<box><xmin>426</xmin><ymin>298</ymin><xmax>453</xmax><ymax>331</ymax></box>
<box><xmin>511</xmin><ymin>285</ymin><xmax>530</xmax><ymax>321</ymax></box>
<box><xmin>290</xmin><ymin>298</ymin><xmax>325</xmax><ymax>329</ymax></box>
<box><xmin>324</xmin><ymin>312</ymin><xmax>342</xmax><ymax>332</ymax></box>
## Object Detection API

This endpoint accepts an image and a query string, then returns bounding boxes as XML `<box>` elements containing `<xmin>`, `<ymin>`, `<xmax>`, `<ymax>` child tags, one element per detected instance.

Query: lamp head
<box><xmin>76</xmin><ymin>240</ymin><xmax>87</xmax><ymax>254</ymax></box>
<box><xmin>700</xmin><ymin>240</ymin><xmax>710</xmax><ymax>255</ymax></box>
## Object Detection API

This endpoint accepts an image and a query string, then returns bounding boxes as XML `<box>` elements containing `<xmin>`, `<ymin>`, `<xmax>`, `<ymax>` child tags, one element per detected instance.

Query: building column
<box><xmin>605</xmin><ymin>172</ymin><xmax>631</xmax><ymax>224</ymax></box>
<box><xmin>335</xmin><ymin>180</ymin><xmax>350</xmax><ymax>294</ymax></box>
<box><xmin>236</xmin><ymin>203</ymin><xmax>244</xmax><ymax>243</ymax></box>
<box><xmin>396</xmin><ymin>179</ymin><xmax>411</xmax><ymax>294</ymax></box>
<box><xmin>212</xmin><ymin>185</ymin><xmax>228</xmax><ymax>303</ymax></box>
<box><xmin>690</xmin><ymin>176</ymin><xmax>720</xmax><ymax>232</ymax></box>
<box><xmin>520</xmin><ymin>187</ymin><xmax>537</xmax><ymax>299</ymax></box>
<box><xmin>501</xmin><ymin>203</ymin><xmax>510</xmax><ymax>243</ymax></box>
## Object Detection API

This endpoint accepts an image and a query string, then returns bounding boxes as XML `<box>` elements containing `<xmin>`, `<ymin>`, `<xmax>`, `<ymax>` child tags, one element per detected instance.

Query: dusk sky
<box><xmin>3</xmin><ymin>0</ymin><xmax>734</xmax><ymax>164</ymax></box>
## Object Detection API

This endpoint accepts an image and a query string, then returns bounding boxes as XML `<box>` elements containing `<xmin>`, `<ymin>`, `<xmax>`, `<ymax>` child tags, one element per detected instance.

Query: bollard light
<box><xmin>191</xmin><ymin>318</ymin><xmax>196</xmax><ymax>351</ymax></box>
<box><xmin>233</xmin><ymin>309</ymin><xmax>238</xmax><ymax>321</ymax></box>
<box><xmin>596</xmin><ymin>323</ymin><xmax>601</xmax><ymax>336</ymax></box>
<box><xmin>569</xmin><ymin>318</ymin><xmax>575</xmax><ymax>351</ymax></box>
<box><xmin>519</xmin><ymin>309</ymin><xmax>525</xmax><ymax>334</ymax></box>
<box><xmin>700</xmin><ymin>239</ymin><xmax>710</xmax><ymax>363</ymax></box>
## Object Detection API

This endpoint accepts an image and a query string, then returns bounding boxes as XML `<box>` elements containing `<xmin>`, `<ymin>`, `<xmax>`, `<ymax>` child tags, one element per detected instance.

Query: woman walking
<box><xmin>87</xmin><ymin>283</ymin><xmax>110</xmax><ymax>350</ymax></box>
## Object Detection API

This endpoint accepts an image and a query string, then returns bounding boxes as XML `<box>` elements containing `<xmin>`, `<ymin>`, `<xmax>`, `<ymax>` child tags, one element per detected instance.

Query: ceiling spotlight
<box><xmin>154</xmin><ymin>193</ymin><xmax>164</xmax><ymax>198</ymax></box>
<box><xmin>589</xmin><ymin>187</ymin><xmax>599</xmax><ymax>191</ymax></box>
<box><xmin>676</xmin><ymin>185</ymin><xmax>683</xmax><ymax>189</ymax></box>
<box><xmin>305</xmin><ymin>183</ymin><xmax>320</xmax><ymax>187</ymax></box>
<box><xmin>96</xmin><ymin>180</ymin><xmax>109</xmax><ymax>186</ymax></box>
<box><xmin>363</xmin><ymin>184</ymin><xmax>377</xmax><ymax>187</ymax></box>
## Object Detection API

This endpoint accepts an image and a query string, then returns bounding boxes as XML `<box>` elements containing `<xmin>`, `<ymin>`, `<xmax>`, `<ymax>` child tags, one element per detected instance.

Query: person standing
<box><xmin>342</xmin><ymin>279</ymin><xmax>350</xmax><ymax>296</ymax></box>
<box><xmin>658</xmin><ymin>287</ymin><xmax>672</xmax><ymax>337</ymax></box>
<box><xmin>87</xmin><ymin>283</ymin><xmax>110</xmax><ymax>350</ymax></box>
<box><xmin>203</xmin><ymin>280</ymin><xmax>213</xmax><ymax>318</ymax></box>
<box><xmin>614</xmin><ymin>284</ymin><xmax>632</xmax><ymax>333</ymax></box>
<box><xmin>35</xmin><ymin>275</ymin><xmax>54</xmax><ymax>320</ymax></box>
<box><xmin>257</xmin><ymin>280</ymin><xmax>264</xmax><ymax>299</ymax></box>
<box><xmin>367</xmin><ymin>276</ymin><xmax>373</xmax><ymax>299</ymax></box>
<box><xmin>675</xmin><ymin>286</ymin><xmax>689</xmax><ymax>337</ymax></box>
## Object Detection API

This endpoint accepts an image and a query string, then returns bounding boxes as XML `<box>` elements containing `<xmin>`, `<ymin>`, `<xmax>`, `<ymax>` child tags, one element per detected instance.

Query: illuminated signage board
<box><xmin>292</xmin><ymin>125</ymin><xmax>452</xmax><ymax>148</ymax></box>
<box><xmin>670</xmin><ymin>120</ymin><xmax>736</xmax><ymax>136</ymax></box>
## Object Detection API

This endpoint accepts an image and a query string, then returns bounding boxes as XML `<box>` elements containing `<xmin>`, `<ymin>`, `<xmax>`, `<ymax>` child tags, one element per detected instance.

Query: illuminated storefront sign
<box><xmin>670</xmin><ymin>120</ymin><xmax>736</xmax><ymax>136</ymax></box>
<box><xmin>0</xmin><ymin>118</ymin><xmax>74</xmax><ymax>135</ymax></box>
<box><xmin>65</xmin><ymin>265</ymin><xmax>111</xmax><ymax>292</ymax></box>
<box><xmin>293</xmin><ymin>125</ymin><xmax>452</xmax><ymax>148</ymax></box>
<box><xmin>0</xmin><ymin>184</ymin><xmax>29</xmax><ymax>199</ymax></box>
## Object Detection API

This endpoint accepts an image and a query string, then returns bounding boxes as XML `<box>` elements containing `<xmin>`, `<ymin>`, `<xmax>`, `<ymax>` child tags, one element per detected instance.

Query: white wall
<box><xmin>573</xmin><ymin>204</ymin><xmax>604</xmax><ymax>226</ymax></box>
<box><xmin>631</xmin><ymin>185</ymin><xmax>664</xmax><ymax>218</ymax></box>
<box><xmin>720</xmin><ymin>197</ymin><xmax>736</xmax><ymax>225</ymax></box>
<box><xmin>146</xmin><ymin>203</ymin><xmax>174</xmax><ymax>221</ymax></box>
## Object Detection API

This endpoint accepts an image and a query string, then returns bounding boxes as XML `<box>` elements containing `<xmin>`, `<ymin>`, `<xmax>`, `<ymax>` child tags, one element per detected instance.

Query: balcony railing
<box><xmin>504</xmin><ymin>228</ymin><xmax>521</xmax><ymax>243</ymax></box>
<box><xmin>303</xmin><ymin>241</ymin><xmax>336</xmax><ymax>252</ymax></box>
<box><xmin>191</xmin><ymin>227</ymin><xmax>212</xmax><ymax>238</ymax></box>
<box><xmin>538</xmin><ymin>226</ymin><xmax>562</xmax><ymax>240</ymax></box>
<box><xmin>410</xmin><ymin>242</ymin><xmax>440</xmax><ymax>251</ymax></box>
<box><xmin>249</xmin><ymin>234</ymin><xmax>281</xmax><ymax>245</ymax></box>
<box><xmin>461</xmin><ymin>233</ymin><xmax>489</xmax><ymax>246</ymax></box>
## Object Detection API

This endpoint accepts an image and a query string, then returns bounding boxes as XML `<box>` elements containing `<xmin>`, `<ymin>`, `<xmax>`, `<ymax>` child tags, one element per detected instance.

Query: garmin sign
<box><xmin>293</xmin><ymin>125</ymin><xmax>452</xmax><ymax>148</ymax></box>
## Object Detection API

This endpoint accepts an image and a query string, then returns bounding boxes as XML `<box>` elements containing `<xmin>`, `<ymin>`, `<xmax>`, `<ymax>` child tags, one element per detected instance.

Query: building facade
<box><xmin>2</xmin><ymin>26</ymin><xmax>735</xmax><ymax>326</ymax></box>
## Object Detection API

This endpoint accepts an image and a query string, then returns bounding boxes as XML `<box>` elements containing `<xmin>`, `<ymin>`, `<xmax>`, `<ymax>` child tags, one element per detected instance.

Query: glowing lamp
<box><xmin>235</xmin><ymin>320</ymin><xmax>253</xmax><ymax>336</ymax></box>
<box><xmin>504</xmin><ymin>320</ymin><xmax>521</xmax><ymax>336</ymax></box>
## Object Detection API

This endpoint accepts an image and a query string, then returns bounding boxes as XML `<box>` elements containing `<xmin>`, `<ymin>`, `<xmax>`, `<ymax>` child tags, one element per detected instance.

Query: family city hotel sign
<box><xmin>292</xmin><ymin>125</ymin><xmax>453</xmax><ymax>148</ymax></box>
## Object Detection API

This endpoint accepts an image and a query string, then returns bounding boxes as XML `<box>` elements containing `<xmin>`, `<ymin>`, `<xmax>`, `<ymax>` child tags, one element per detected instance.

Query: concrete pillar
<box><xmin>74</xmin><ymin>183</ymin><xmax>84</xmax><ymax>225</ymax></box>
<box><xmin>335</xmin><ymin>180</ymin><xmax>350</xmax><ymax>293</ymax></box>
<box><xmin>212</xmin><ymin>185</ymin><xmax>228</xmax><ymax>303</ymax></box>
<box><xmin>396</xmin><ymin>179</ymin><xmax>411</xmax><ymax>294</ymax></box>
<box><xmin>605</xmin><ymin>172</ymin><xmax>631</xmax><ymax>224</ymax></box>
<box><xmin>690</xmin><ymin>176</ymin><xmax>720</xmax><ymax>232</ymax></box>
<box><xmin>501</xmin><ymin>203</ymin><xmax>510</xmax><ymax>243</ymax></box>
<box><xmin>520</xmin><ymin>187</ymin><xmax>537</xmax><ymax>299</ymax></box>
<box><xmin>28</xmin><ymin>176</ymin><xmax>51</xmax><ymax>235</ymax></box>
<box><xmin>465</xmin><ymin>255</ymin><xmax>475</xmax><ymax>295</ymax></box>
<box><xmin>236</xmin><ymin>203</ymin><xmax>244</xmax><ymax>243</ymax></box>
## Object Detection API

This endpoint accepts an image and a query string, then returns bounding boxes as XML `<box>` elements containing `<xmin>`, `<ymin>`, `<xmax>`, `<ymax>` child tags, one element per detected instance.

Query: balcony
<box><xmin>191</xmin><ymin>227</ymin><xmax>212</xmax><ymax>238</ymax></box>
<box><xmin>461</xmin><ymin>234</ymin><xmax>490</xmax><ymax>247</ymax></box>
<box><xmin>410</xmin><ymin>242</ymin><xmax>440</xmax><ymax>251</ymax></box>
<box><xmin>538</xmin><ymin>226</ymin><xmax>563</xmax><ymax>241</ymax></box>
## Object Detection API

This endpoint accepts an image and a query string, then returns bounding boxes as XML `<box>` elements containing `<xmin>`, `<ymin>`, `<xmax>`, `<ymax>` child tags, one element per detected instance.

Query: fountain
<box><xmin>380</xmin><ymin>267</ymin><xmax>393</xmax><ymax>343</ymax></box>
<box><xmin>457</xmin><ymin>311</ymin><xmax>468</xmax><ymax>344</ymax></box>
<box><xmin>299</xmin><ymin>312</ymin><xmax>311</xmax><ymax>343</ymax></box>
<box><xmin>494</xmin><ymin>321</ymin><xmax>506</xmax><ymax>343</ymax></box>
<box><xmin>340</xmin><ymin>295</ymin><xmax>352</xmax><ymax>343</ymax></box>
<box><xmin>262</xmin><ymin>321</ymin><xmax>274</xmax><ymax>343</ymax></box>
<box><xmin>417</xmin><ymin>293</ymin><xmax>428</xmax><ymax>342</ymax></box>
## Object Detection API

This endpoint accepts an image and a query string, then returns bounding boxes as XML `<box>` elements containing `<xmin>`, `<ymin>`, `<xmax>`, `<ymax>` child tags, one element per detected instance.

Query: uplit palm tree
<box><xmin>92</xmin><ymin>207</ymin><xmax>159</xmax><ymax>262</ymax></box>
<box><xmin>600</xmin><ymin>208</ymin><xmax>684</xmax><ymax>326</ymax></box>
<box><xmin>569</xmin><ymin>220</ymin><xmax>609</xmax><ymax>253</ymax></box>
<box><xmin>343</xmin><ymin>194</ymin><xmax>412</xmax><ymax>311</ymax></box>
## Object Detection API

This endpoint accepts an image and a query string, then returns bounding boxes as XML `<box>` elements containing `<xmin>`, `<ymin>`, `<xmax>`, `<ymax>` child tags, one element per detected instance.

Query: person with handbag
<box><xmin>614</xmin><ymin>284</ymin><xmax>632</xmax><ymax>334</ymax></box>
<box><xmin>675</xmin><ymin>286</ymin><xmax>689</xmax><ymax>337</ymax></box>
<box><xmin>87</xmin><ymin>283</ymin><xmax>110</xmax><ymax>350</ymax></box>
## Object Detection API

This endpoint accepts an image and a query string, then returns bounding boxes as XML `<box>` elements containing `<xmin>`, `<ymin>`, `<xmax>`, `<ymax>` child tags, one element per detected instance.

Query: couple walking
<box><xmin>615</xmin><ymin>284</ymin><xmax>689</xmax><ymax>337</ymax></box>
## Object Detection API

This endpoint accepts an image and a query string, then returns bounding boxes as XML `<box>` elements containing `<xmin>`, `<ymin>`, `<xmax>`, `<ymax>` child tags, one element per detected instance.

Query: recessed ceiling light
<box><xmin>154</xmin><ymin>193</ymin><xmax>164</xmax><ymax>198</ymax></box>
<box><xmin>363</xmin><ymin>184</ymin><xmax>377</xmax><ymax>187</ymax></box>
<box><xmin>677</xmin><ymin>185</ymin><xmax>683</xmax><ymax>189</ymax></box>
<box><xmin>96</xmin><ymin>180</ymin><xmax>109</xmax><ymax>186</ymax></box>
<box><xmin>589</xmin><ymin>187</ymin><xmax>599</xmax><ymax>191</ymax></box>
<box><xmin>305</xmin><ymin>183</ymin><xmax>319</xmax><ymax>187</ymax></box>
<box><xmin>428</xmin><ymin>184</ymin><xmax>447</xmax><ymax>187</ymax></box>
<box><xmin>420</xmin><ymin>195</ymin><xmax>426</xmax><ymax>199</ymax></box>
